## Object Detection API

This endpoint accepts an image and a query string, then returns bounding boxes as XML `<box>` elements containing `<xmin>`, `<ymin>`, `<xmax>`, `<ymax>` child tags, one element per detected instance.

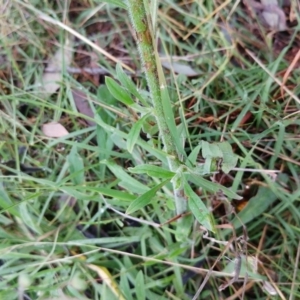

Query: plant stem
<box><xmin>126</xmin><ymin>0</ymin><xmax>186</xmax><ymax>215</ymax></box>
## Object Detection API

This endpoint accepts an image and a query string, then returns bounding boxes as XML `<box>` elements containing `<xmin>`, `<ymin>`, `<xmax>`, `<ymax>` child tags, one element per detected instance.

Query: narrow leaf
<box><xmin>98</xmin><ymin>0</ymin><xmax>127</xmax><ymax>9</ymax></box>
<box><xmin>67</xmin><ymin>146</ymin><xmax>85</xmax><ymax>185</ymax></box>
<box><xmin>126</xmin><ymin>179</ymin><xmax>169</xmax><ymax>214</ymax></box>
<box><xmin>135</xmin><ymin>271</ymin><xmax>146</xmax><ymax>300</ymax></box>
<box><xmin>88</xmin><ymin>187</ymin><xmax>135</xmax><ymax>201</ymax></box>
<box><xmin>231</xmin><ymin>186</ymin><xmax>277</xmax><ymax>229</ymax></box>
<box><xmin>128</xmin><ymin>164</ymin><xmax>175</xmax><ymax>179</ymax></box>
<box><xmin>120</xmin><ymin>269</ymin><xmax>134</xmax><ymax>300</ymax></box>
<box><xmin>116</xmin><ymin>63</ymin><xmax>146</xmax><ymax>104</ymax></box>
<box><xmin>127</xmin><ymin>114</ymin><xmax>149</xmax><ymax>153</ymax></box>
<box><xmin>19</xmin><ymin>202</ymin><xmax>41</xmax><ymax>234</ymax></box>
<box><xmin>189</xmin><ymin>173</ymin><xmax>242</xmax><ymax>200</ymax></box>
<box><xmin>105</xmin><ymin>77</ymin><xmax>134</xmax><ymax>106</ymax></box>
<box><xmin>160</xmin><ymin>80</ymin><xmax>186</xmax><ymax>158</ymax></box>
<box><xmin>103</xmin><ymin>160</ymin><xmax>149</xmax><ymax>194</ymax></box>
<box><xmin>0</xmin><ymin>183</ymin><xmax>20</xmax><ymax>217</ymax></box>
<box><xmin>187</xmin><ymin>144</ymin><xmax>202</xmax><ymax>166</ymax></box>
<box><xmin>183</xmin><ymin>177</ymin><xmax>214</xmax><ymax>232</ymax></box>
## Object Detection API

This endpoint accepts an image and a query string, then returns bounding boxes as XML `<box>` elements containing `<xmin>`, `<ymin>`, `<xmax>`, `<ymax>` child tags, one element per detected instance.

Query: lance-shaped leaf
<box><xmin>67</xmin><ymin>146</ymin><xmax>85</xmax><ymax>185</ymax></box>
<box><xmin>127</xmin><ymin>114</ymin><xmax>149</xmax><ymax>153</ymax></box>
<box><xmin>128</xmin><ymin>164</ymin><xmax>175</xmax><ymax>179</ymax></box>
<box><xmin>126</xmin><ymin>179</ymin><xmax>170</xmax><ymax>214</ymax></box>
<box><xmin>103</xmin><ymin>160</ymin><xmax>148</xmax><ymax>194</ymax></box>
<box><xmin>183</xmin><ymin>176</ymin><xmax>214</xmax><ymax>232</ymax></box>
<box><xmin>116</xmin><ymin>63</ymin><xmax>146</xmax><ymax>105</ymax></box>
<box><xmin>188</xmin><ymin>173</ymin><xmax>242</xmax><ymax>200</ymax></box>
<box><xmin>105</xmin><ymin>77</ymin><xmax>134</xmax><ymax>106</ymax></box>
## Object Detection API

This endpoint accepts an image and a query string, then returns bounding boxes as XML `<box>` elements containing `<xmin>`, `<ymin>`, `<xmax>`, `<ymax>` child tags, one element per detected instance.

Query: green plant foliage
<box><xmin>67</xmin><ymin>145</ymin><xmax>85</xmax><ymax>185</ymax></box>
<box><xmin>116</xmin><ymin>63</ymin><xmax>147</xmax><ymax>105</ymax></box>
<box><xmin>126</xmin><ymin>179</ymin><xmax>170</xmax><ymax>214</ymax></box>
<box><xmin>2</xmin><ymin>1</ymin><xmax>299</xmax><ymax>299</ymax></box>
<box><xmin>127</xmin><ymin>114</ymin><xmax>150</xmax><ymax>153</ymax></box>
<box><xmin>183</xmin><ymin>176</ymin><xmax>214</xmax><ymax>232</ymax></box>
<box><xmin>105</xmin><ymin>77</ymin><xmax>135</xmax><ymax>106</ymax></box>
<box><xmin>128</xmin><ymin>164</ymin><xmax>175</xmax><ymax>179</ymax></box>
<box><xmin>200</xmin><ymin>140</ymin><xmax>238</xmax><ymax>174</ymax></box>
<box><xmin>135</xmin><ymin>271</ymin><xmax>146</xmax><ymax>300</ymax></box>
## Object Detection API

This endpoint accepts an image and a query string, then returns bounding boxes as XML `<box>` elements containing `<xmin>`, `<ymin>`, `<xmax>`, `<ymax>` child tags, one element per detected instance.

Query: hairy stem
<box><xmin>126</xmin><ymin>0</ymin><xmax>186</xmax><ymax>215</ymax></box>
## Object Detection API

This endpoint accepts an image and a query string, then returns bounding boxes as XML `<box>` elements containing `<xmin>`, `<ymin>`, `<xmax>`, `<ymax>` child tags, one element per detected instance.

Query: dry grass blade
<box><xmin>38</xmin><ymin>13</ymin><xmax>134</xmax><ymax>73</ymax></box>
<box><xmin>183</xmin><ymin>0</ymin><xmax>233</xmax><ymax>40</ymax></box>
<box><xmin>245</xmin><ymin>49</ymin><xmax>300</xmax><ymax>106</ymax></box>
<box><xmin>281</xmin><ymin>49</ymin><xmax>300</xmax><ymax>106</ymax></box>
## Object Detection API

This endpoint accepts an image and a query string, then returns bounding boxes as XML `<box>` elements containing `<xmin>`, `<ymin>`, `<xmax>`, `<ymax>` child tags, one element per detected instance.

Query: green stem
<box><xmin>126</xmin><ymin>0</ymin><xmax>186</xmax><ymax>215</ymax></box>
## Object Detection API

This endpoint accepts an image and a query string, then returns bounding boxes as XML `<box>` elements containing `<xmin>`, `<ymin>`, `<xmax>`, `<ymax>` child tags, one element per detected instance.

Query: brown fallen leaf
<box><xmin>42</xmin><ymin>122</ymin><xmax>69</xmax><ymax>138</ymax></box>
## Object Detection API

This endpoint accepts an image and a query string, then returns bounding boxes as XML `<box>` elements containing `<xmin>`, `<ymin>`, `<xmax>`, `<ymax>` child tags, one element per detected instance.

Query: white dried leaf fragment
<box><xmin>40</xmin><ymin>39</ymin><xmax>73</xmax><ymax>96</ymax></box>
<box><xmin>42</xmin><ymin>122</ymin><xmax>69</xmax><ymax>137</ymax></box>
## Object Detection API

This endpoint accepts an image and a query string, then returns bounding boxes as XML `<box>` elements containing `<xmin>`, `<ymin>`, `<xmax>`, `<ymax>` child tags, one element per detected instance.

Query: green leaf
<box><xmin>231</xmin><ymin>186</ymin><xmax>278</xmax><ymax>229</ymax></box>
<box><xmin>120</xmin><ymin>270</ymin><xmax>133</xmax><ymax>300</ymax></box>
<box><xmin>201</xmin><ymin>141</ymin><xmax>223</xmax><ymax>158</ymax></box>
<box><xmin>221</xmin><ymin>255</ymin><xmax>266</xmax><ymax>280</ymax></box>
<box><xmin>19</xmin><ymin>202</ymin><xmax>41</xmax><ymax>234</ymax></box>
<box><xmin>217</xmin><ymin>142</ymin><xmax>238</xmax><ymax>174</ymax></box>
<box><xmin>183</xmin><ymin>176</ymin><xmax>214</xmax><ymax>232</ymax></box>
<box><xmin>127</xmin><ymin>114</ymin><xmax>149</xmax><ymax>153</ymax></box>
<box><xmin>175</xmin><ymin>213</ymin><xmax>193</xmax><ymax>242</ymax></box>
<box><xmin>105</xmin><ymin>77</ymin><xmax>134</xmax><ymax>106</ymax></box>
<box><xmin>116</xmin><ymin>63</ymin><xmax>146</xmax><ymax>105</ymax></box>
<box><xmin>87</xmin><ymin>187</ymin><xmax>135</xmax><ymax>202</ymax></box>
<box><xmin>187</xmin><ymin>144</ymin><xmax>201</xmax><ymax>167</ymax></box>
<box><xmin>188</xmin><ymin>173</ymin><xmax>242</xmax><ymax>200</ymax></box>
<box><xmin>159</xmin><ymin>79</ymin><xmax>186</xmax><ymax>159</ymax></box>
<box><xmin>60</xmin><ymin>187</ymin><xmax>94</xmax><ymax>200</ymax></box>
<box><xmin>0</xmin><ymin>182</ymin><xmax>20</xmax><ymax>217</ymax></box>
<box><xmin>97</xmin><ymin>0</ymin><xmax>127</xmax><ymax>9</ymax></box>
<box><xmin>128</xmin><ymin>164</ymin><xmax>175</xmax><ymax>179</ymax></box>
<box><xmin>135</xmin><ymin>271</ymin><xmax>145</xmax><ymax>300</ymax></box>
<box><xmin>200</xmin><ymin>141</ymin><xmax>238</xmax><ymax>174</ymax></box>
<box><xmin>102</xmin><ymin>160</ymin><xmax>149</xmax><ymax>194</ymax></box>
<box><xmin>126</xmin><ymin>179</ymin><xmax>170</xmax><ymax>214</ymax></box>
<box><xmin>94</xmin><ymin>114</ymin><xmax>168</xmax><ymax>164</ymax></box>
<box><xmin>67</xmin><ymin>146</ymin><xmax>85</xmax><ymax>185</ymax></box>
